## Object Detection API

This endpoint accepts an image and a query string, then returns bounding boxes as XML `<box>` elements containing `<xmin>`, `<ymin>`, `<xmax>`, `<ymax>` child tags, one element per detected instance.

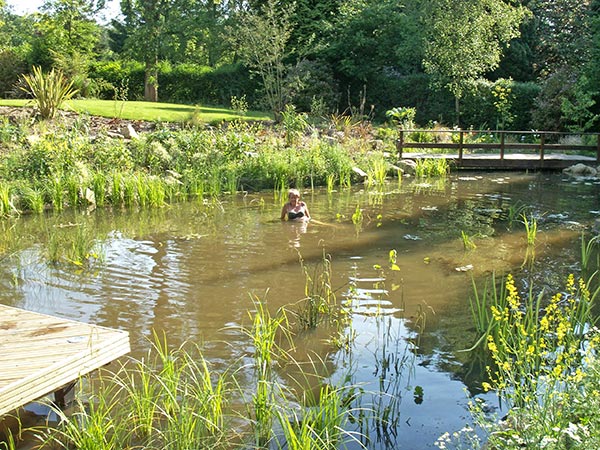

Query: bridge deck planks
<box><xmin>400</xmin><ymin>152</ymin><xmax>598</xmax><ymax>170</ymax></box>
<box><xmin>0</xmin><ymin>304</ymin><xmax>130</xmax><ymax>417</ymax></box>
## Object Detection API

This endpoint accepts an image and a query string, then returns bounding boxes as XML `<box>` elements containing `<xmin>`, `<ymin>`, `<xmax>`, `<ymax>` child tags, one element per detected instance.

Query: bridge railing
<box><xmin>396</xmin><ymin>129</ymin><xmax>600</xmax><ymax>163</ymax></box>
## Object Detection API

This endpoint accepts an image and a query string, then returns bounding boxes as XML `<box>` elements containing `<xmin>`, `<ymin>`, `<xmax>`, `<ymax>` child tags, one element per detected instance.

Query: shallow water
<box><xmin>1</xmin><ymin>171</ymin><xmax>599</xmax><ymax>448</ymax></box>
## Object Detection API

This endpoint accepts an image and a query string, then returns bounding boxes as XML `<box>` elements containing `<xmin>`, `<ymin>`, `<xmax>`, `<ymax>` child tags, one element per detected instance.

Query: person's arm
<box><xmin>280</xmin><ymin>204</ymin><xmax>288</xmax><ymax>220</ymax></box>
<box><xmin>303</xmin><ymin>202</ymin><xmax>311</xmax><ymax>219</ymax></box>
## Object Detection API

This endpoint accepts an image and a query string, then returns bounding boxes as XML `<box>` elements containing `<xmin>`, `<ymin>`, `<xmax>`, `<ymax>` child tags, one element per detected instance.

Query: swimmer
<box><xmin>280</xmin><ymin>188</ymin><xmax>310</xmax><ymax>221</ymax></box>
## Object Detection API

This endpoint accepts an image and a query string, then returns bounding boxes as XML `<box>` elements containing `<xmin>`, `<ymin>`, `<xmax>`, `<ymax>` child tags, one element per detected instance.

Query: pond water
<box><xmin>2</xmin><ymin>171</ymin><xmax>600</xmax><ymax>449</ymax></box>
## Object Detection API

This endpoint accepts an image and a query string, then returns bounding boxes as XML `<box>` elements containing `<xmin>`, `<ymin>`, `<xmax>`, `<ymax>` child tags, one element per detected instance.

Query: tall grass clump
<box><xmin>414</xmin><ymin>158</ymin><xmax>449</xmax><ymax>178</ymax></box>
<box><xmin>275</xmin><ymin>384</ymin><xmax>356</xmax><ymax>450</ymax></box>
<box><xmin>292</xmin><ymin>252</ymin><xmax>341</xmax><ymax>331</ymax></box>
<box><xmin>0</xmin><ymin>182</ymin><xmax>18</xmax><ymax>217</ymax></box>
<box><xmin>19</xmin><ymin>66</ymin><xmax>78</xmax><ymax>120</ymax></box>
<box><xmin>581</xmin><ymin>232</ymin><xmax>600</xmax><ymax>276</ymax></box>
<box><xmin>34</xmin><ymin>335</ymin><xmax>229</xmax><ymax>450</ymax></box>
<box><xmin>241</xmin><ymin>298</ymin><xmax>291</xmax><ymax>447</ymax></box>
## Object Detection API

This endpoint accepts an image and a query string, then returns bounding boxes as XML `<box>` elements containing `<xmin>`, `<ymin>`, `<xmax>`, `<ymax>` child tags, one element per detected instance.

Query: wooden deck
<box><xmin>0</xmin><ymin>304</ymin><xmax>130</xmax><ymax>417</ymax></box>
<box><xmin>400</xmin><ymin>151</ymin><xmax>598</xmax><ymax>170</ymax></box>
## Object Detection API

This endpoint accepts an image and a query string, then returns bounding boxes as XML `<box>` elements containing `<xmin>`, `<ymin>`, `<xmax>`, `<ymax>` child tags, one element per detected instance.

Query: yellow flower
<box><xmin>481</xmin><ymin>382</ymin><xmax>492</xmax><ymax>392</ymax></box>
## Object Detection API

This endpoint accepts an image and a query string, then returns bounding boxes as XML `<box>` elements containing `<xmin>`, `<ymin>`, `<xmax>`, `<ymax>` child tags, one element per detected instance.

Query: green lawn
<box><xmin>0</xmin><ymin>98</ymin><xmax>272</xmax><ymax>123</ymax></box>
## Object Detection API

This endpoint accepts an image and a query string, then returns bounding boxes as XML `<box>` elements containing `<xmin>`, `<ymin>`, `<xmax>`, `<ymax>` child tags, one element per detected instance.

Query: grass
<box><xmin>0</xmin><ymin>99</ymin><xmax>272</xmax><ymax>123</ymax></box>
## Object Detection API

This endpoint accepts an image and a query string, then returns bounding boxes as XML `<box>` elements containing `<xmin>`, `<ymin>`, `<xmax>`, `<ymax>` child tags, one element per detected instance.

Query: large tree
<box><xmin>423</xmin><ymin>0</ymin><xmax>527</xmax><ymax>126</ymax></box>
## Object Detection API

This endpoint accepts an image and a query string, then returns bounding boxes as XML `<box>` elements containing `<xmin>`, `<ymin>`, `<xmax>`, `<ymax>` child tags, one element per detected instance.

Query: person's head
<box><xmin>288</xmin><ymin>188</ymin><xmax>300</xmax><ymax>200</ymax></box>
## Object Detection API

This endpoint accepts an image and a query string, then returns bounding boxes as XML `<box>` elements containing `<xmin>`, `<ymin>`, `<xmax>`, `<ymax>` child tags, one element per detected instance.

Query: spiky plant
<box><xmin>19</xmin><ymin>66</ymin><xmax>78</xmax><ymax>120</ymax></box>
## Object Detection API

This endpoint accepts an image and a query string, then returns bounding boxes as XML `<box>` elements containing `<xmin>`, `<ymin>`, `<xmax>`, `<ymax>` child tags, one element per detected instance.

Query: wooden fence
<box><xmin>396</xmin><ymin>129</ymin><xmax>600</xmax><ymax>170</ymax></box>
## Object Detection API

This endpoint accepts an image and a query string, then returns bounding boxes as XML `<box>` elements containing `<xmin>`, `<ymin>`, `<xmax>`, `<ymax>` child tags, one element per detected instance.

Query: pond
<box><xmin>2</xmin><ymin>171</ymin><xmax>599</xmax><ymax>449</ymax></box>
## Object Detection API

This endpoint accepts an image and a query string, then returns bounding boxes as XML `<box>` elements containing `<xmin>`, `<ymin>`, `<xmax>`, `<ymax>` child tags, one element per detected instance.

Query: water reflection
<box><xmin>1</xmin><ymin>172</ymin><xmax>599</xmax><ymax>448</ymax></box>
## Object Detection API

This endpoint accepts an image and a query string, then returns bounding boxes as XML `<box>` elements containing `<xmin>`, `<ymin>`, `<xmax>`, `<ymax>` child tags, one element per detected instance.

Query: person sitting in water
<box><xmin>280</xmin><ymin>188</ymin><xmax>311</xmax><ymax>221</ymax></box>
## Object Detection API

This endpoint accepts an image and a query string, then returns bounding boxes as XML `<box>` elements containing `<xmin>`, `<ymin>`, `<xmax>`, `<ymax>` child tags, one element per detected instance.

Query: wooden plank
<box><xmin>0</xmin><ymin>304</ymin><xmax>130</xmax><ymax>417</ymax></box>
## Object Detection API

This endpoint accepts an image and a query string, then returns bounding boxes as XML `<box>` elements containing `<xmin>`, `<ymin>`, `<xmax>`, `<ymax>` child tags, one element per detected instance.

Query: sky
<box><xmin>6</xmin><ymin>0</ymin><xmax>121</xmax><ymax>22</ymax></box>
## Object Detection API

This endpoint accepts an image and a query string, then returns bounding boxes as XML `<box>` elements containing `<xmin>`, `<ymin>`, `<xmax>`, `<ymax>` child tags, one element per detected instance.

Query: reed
<box><xmin>109</xmin><ymin>171</ymin><xmax>124</xmax><ymax>206</ymax></box>
<box><xmin>460</xmin><ymin>230</ymin><xmax>477</xmax><ymax>251</ymax></box>
<box><xmin>581</xmin><ymin>232</ymin><xmax>600</xmax><ymax>275</ymax></box>
<box><xmin>20</xmin><ymin>186</ymin><xmax>45</xmax><ymax>213</ymax></box>
<box><xmin>475</xmin><ymin>274</ymin><xmax>595</xmax><ymax>407</ymax></box>
<box><xmin>0</xmin><ymin>182</ymin><xmax>14</xmax><ymax>217</ymax></box>
<box><xmin>464</xmin><ymin>274</ymin><xmax>600</xmax><ymax>448</ymax></box>
<box><xmin>414</xmin><ymin>158</ymin><xmax>449</xmax><ymax>178</ymax></box>
<box><xmin>47</xmin><ymin>177</ymin><xmax>65</xmax><ymax>212</ymax></box>
<box><xmin>123</xmin><ymin>175</ymin><xmax>136</xmax><ymax>207</ymax></box>
<box><xmin>35</xmin><ymin>388</ymin><xmax>127</xmax><ymax>450</ymax></box>
<box><xmin>294</xmin><ymin>252</ymin><xmax>338</xmax><ymax>330</ymax></box>
<box><xmin>275</xmin><ymin>384</ymin><xmax>352</xmax><ymax>450</ymax></box>
<box><xmin>326</xmin><ymin>174</ymin><xmax>335</xmax><ymax>193</ymax></box>
<box><xmin>91</xmin><ymin>172</ymin><xmax>107</xmax><ymax>207</ymax></box>
<box><xmin>243</xmin><ymin>297</ymin><xmax>291</xmax><ymax>447</ymax></box>
<box><xmin>67</xmin><ymin>225</ymin><xmax>101</xmax><ymax>267</ymax></box>
<box><xmin>368</xmin><ymin>156</ymin><xmax>388</xmax><ymax>186</ymax></box>
<box><xmin>505</xmin><ymin>200</ymin><xmax>528</xmax><ymax>229</ymax></box>
<box><xmin>64</xmin><ymin>173</ymin><xmax>81</xmax><ymax>208</ymax></box>
<box><xmin>149</xmin><ymin>177</ymin><xmax>167</xmax><ymax>207</ymax></box>
<box><xmin>136</xmin><ymin>174</ymin><xmax>150</xmax><ymax>207</ymax></box>
<box><xmin>521</xmin><ymin>213</ymin><xmax>537</xmax><ymax>246</ymax></box>
<box><xmin>351</xmin><ymin>204</ymin><xmax>363</xmax><ymax>227</ymax></box>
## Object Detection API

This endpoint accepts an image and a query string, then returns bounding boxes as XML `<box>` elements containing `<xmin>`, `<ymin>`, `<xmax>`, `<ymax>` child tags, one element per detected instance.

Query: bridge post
<box><xmin>540</xmin><ymin>133</ymin><xmax>545</xmax><ymax>161</ymax></box>
<box><xmin>458</xmin><ymin>131</ymin><xmax>463</xmax><ymax>161</ymax></box>
<box><xmin>500</xmin><ymin>132</ymin><xmax>505</xmax><ymax>160</ymax></box>
<box><xmin>397</xmin><ymin>130</ymin><xmax>404</xmax><ymax>159</ymax></box>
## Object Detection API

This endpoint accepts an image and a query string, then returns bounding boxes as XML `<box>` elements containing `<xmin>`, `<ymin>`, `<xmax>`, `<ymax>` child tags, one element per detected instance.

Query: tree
<box><xmin>233</xmin><ymin>0</ymin><xmax>293</xmax><ymax>117</ymax></box>
<box><xmin>120</xmin><ymin>0</ymin><xmax>168</xmax><ymax>101</ymax></box>
<box><xmin>422</xmin><ymin>0</ymin><xmax>527</xmax><ymax>126</ymax></box>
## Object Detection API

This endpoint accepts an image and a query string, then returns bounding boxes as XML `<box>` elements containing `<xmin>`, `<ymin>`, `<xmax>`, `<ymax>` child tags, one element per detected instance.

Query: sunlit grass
<box><xmin>0</xmin><ymin>99</ymin><xmax>272</xmax><ymax>123</ymax></box>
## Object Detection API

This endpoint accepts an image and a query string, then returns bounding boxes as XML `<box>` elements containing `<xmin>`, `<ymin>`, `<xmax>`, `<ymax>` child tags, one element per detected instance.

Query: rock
<box><xmin>396</xmin><ymin>159</ymin><xmax>417</xmax><ymax>175</ymax></box>
<box><xmin>563</xmin><ymin>163</ymin><xmax>597</xmax><ymax>177</ymax></box>
<box><xmin>352</xmin><ymin>167</ymin><xmax>367</xmax><ymax>178</ymax></box>
<box><xmin>122</xmin><ymin>124</ymin><xmax>139</xmax><ymax>139</ymax></box>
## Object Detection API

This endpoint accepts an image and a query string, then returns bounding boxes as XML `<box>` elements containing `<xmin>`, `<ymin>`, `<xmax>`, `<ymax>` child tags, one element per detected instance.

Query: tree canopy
<box><xmin>0</xmin><ymin>0</ymin><xmax>598</xmax><ymax>131</ymax></box>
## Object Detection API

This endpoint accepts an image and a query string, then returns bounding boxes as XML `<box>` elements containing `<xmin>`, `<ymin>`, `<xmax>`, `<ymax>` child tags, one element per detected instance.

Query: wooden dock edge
<box><xmin>0</xmin><ymin>305</ymin><xmax>130</xmax><ymax>417</ymax></box>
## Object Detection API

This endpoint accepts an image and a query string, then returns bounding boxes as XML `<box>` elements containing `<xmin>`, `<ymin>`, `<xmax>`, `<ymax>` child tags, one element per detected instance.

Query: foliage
<box><xmin>462</xmin><ymin>274</ymin><xmax>600</xmax><ymax>449</ymax></box>
<box><xmin>19</xmin><ymin>66</ymin><xmax>78</xmax><ymax>119</ymax></box>
<box><xmin>232</xmin><ymin>0</ymin><xmax>293</xmax><ymax>117</ymax></box>
<box><xmin>385</xmin><ymin>106</ymin><xmax>416</xmax><ymax>128</ymax></box>
<box><xmin>422</xmin><ymin>0</ymin><xmax>527</xmax><ymax>125</ymax></box>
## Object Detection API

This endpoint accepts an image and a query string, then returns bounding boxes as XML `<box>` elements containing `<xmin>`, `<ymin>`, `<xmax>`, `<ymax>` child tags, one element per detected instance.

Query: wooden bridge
<box><xmin>0</xmin><ymin>304</ymin><xmax>130</xmax><ymax>417</ymax></box>
<box><xmin>396</xmin><ymin>129</ymin><xmax>600</xmax><ymax>170</ymax></box>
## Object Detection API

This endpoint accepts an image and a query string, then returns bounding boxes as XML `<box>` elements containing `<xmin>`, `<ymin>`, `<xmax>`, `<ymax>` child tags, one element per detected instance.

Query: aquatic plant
<box><xmin>91</xmin><ymin>172</ymin><xmax>107</xmax><ymax>207</ymax></box>
<box><xmin>19</xmin><ymin>186</ymin><xmax>45</xmax><ymax>213</ymax></box>
<box><xmin>243</xmin><ymin>297</ymin><xmax>291</xmax><ymax>447</ymax></box>
<box><xmin>460</xmin><ymin>230</ymin><xmax>477</xmax><ymax>251</ymax></box>
<box><xmin>521</xmin><ymin>213</ymin><xmax>537</xmax><ymax>246</ymax></box>
<box><xmin>414</xmin><ymin>158</ymin><xmax>449</xmax><ymax>178</ymax></box>
<box><xmin>581</xmin><ymin>232</ymin><xmax>600</xmax><ymax>275</ymax></box>
<box><xmin>275</xmin><ymin>384</ymin><xmax>355</xmax><ymax>450</ymax></box>
<box><xmin>351</xmin><ymin>204</ymin><xmax>363</xmax><ymax>231</ymax></box>
<box><xmin>458</xmin><ymin>274</ymin><xmax>600</xmax><ymax>449</ymax></box>
<box><xmin>47</xmin><ymin>177</ymin><xmax>65</xmax><ymax>212</ymax></box>
<box><xmin>293</xmin><ymin>252</ymin><xmax>340</xmax><ymax>331</ymax></box>
<box><xmin>505</xmin><ymin>200</ymin><xmax>528</xmax><ymax>230</ymax></box>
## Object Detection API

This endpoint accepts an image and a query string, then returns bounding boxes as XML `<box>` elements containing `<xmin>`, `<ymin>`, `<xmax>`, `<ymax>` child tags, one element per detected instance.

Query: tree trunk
<box><xmin>144</xmin><ymin>60</ymin><xmax>158</xmax><ymax>102</ymax></box>
<box><xmin>454</xmin><ymin>95</ymin><xmax>461</xmax><ymax>128</ymax></box>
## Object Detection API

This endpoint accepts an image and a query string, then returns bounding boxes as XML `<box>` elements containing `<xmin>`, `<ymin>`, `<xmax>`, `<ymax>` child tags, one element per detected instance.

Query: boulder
<box><xmin>562</xmin><ymin>163</ymin><xmax>597</xmax><ymax>177</ymax></box>
<box><xmin>396</xmin><ymin>159</ymin><xmax>417</xmax><ymax>175</ymax></box>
